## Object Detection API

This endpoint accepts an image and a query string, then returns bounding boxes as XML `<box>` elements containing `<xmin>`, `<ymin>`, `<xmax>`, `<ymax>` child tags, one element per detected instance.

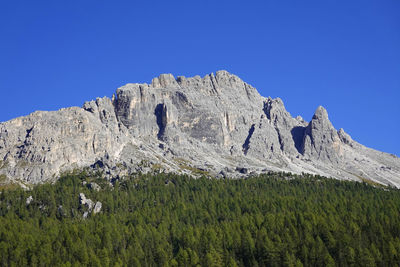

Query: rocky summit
<box><xmin>1</xmin><ymin>71</ymin><xmax>399</xmax><ymax>187</ymax></box>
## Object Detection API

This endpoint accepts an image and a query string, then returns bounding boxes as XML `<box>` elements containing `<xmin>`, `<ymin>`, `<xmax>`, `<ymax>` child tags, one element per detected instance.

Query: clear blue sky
<box><xmin>1</xmin><ymin>0</ymin><xmax>399</xmax><ymax>156</ymax></box>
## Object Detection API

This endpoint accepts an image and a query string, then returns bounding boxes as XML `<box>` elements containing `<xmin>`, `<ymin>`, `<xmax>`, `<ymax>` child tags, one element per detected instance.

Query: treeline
<box><xmin>0</xmin><ymin>172</ymin><xmax>400</xmax><ymax>266</ymax></box>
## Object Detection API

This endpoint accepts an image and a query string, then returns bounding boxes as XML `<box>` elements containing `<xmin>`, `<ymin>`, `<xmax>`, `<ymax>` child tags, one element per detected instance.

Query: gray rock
<box><xmin>79</xmin><ymin>193</ymin><xmax>94</xmax><ymax>211</ymax></box>
<box><xmin>302</xmin><ymin>106</ymin><xmax>341</xmax><ymax>163</ymax></box>
<box><xmin>93</xmin><ymin>201</ymin><xmax>102</xmax><ymax>214</ymax></box>
<box><xmin>0</xmin><ymin>71</ymin><xmax>399</xmax><ymax>188</ymax></box>
<box><xmin>26</xmin><ymin>195</ymin><xmax>33</xmax><ymax>205</ymax></box>
<box><xmin>88</xmin><ymin>182</ymin><xmax>101</xmax><ymax>192</ymax></box>
<box><xmin>83</xmin><ymin>211</ymin><xmax>89</xmax><ymax>219</ymax></box>
<box><xmin>80</xmin><ymin>193</ymin><xmax>101</xmax><ymax>215</ymax></box>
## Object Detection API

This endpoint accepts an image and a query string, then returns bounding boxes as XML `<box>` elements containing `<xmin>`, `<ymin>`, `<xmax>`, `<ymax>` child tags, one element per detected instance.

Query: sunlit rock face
<box><xmin>1</xmin><ymin>71</ymin><xmax>399</xmax><ymax>188</ymax></box>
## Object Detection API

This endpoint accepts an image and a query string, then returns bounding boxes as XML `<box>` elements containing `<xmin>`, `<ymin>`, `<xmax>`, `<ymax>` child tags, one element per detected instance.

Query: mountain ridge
<box><xmin>1</xmin><ymin>70</ymin><xmax>399</xmax><ymax>187</ymax></box>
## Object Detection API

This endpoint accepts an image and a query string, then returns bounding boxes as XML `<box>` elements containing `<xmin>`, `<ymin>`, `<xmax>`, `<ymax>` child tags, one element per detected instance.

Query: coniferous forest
<box><xmin>0</xmin><ymin>172</ymin><xmax>400</xmax><ymax>267</ymax></box>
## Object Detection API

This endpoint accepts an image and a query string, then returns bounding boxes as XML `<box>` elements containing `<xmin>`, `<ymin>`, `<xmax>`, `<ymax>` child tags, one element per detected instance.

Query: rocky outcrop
<box><xmin>93</xmin><ymin>202</ymin><xmax>102</xmax><ymax>214</ymax></box>
<box><xmin>79</xmin><ymin>193</ymin><xmax>94</xmax><ymax>211</ymax></box>
<box><xmin>26</xmin><ymin>196</ymin><xmax>33</xmax><ymax>205</ymax></box>
<box><xmin>0</xmin><ymin>71</ymin><xmax>399</xmax><ymax>187</ymax></box>
<box><xmin>79</xmin><ymin>193</ymin><xmax>102</xmax><ymax>217</ymax></box>
<box><xmin>88</xmin><ymin>182</ymin><xmax>101</xmax><ymax>192</ymax></box>
<box><xmin>302</xmin><ymin>106</ymin><xmax>341</xmax><ymax>163</ymax></box>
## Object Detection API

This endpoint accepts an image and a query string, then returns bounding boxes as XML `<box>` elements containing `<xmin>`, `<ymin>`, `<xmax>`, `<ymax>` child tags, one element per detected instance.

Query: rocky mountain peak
<box><xmin>314</xmin><ymin>105</ymin><xmax>329</xmax><ymax>119</ymax></box>
<box><xmin>309</xmin><ymin>106</ymin><xmax>335</xmax><ymax>130</ymax></box>
<box><xmin>0</xmin><ymin>71</ymin><xmax>399</xmax><ymax>188</ymax></box>
<box><xmin>264</xmin><ymin>97</ymin><xmax>289</xmax><ymax>120</ymax></box>
<box><xmin>308</xmin><ymin>106</ymin><xmax>336</xmax><ymax>134</ymax></box>
<box><xmin>151</xmin><ymin>73</ymin><xmax>179</xmax><ymax>88</ymax></box>
<box><xmin>302</xmin><ymin>105</ymin><xmax>340</xmax><ymax>163</ymax></box>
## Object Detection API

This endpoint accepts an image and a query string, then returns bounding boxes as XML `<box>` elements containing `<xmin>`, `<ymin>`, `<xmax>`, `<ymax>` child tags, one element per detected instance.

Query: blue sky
<box><xmin>1</xmin><ymin>0</ymin><xmax>399</xmax><ymax>156</ymax></box>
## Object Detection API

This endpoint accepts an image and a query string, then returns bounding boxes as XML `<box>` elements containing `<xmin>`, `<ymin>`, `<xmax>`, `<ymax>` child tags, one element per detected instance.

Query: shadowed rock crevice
<box><xmin>242</xmin><ymin>124</ymin><xmax>255</xmax><ymax>155</ymax></box>
<box><xmin>155</xmin><ymin>104</ymin><xmax>167</xmax><ymax>140</ymax></box>
<box><xmin>91</xmin><ymin>160</ymin><xmax>104</xmax><ymax>169</ymax></box>
<box><xmin>276</xmin><ymin>129</ymin><xmax>284</xmax><ymax>151</ymax></box>
<box><xmin>210</xmin><ymin>74</ymin><xmax>219</xmax><ymax>94</ymax></box>
<box><xmin>291</xmin><ymin>126</ymin><xmax>306</xmax><ymax>154</ymax></box>
<box><xmin>25</xmin><ymin>127</ymin><xmax>33</xmax><ymax>138</ymax></box>
<box><xmin>263</xmin><ymin>101</ymin><xmax>272</xmax><ymax>120</ymax></box>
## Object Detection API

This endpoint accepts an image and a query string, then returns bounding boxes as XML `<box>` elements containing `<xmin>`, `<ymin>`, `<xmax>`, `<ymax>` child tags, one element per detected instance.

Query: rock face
<box><xmin>0</xmin><ymin>70</ymin><xmax>399</xmax><ymax>187</ymax></box>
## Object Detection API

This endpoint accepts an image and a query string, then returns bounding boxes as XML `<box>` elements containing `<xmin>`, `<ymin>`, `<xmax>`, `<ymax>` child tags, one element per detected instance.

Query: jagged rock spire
<box><xmin>302</xmin><ymin>106</ymin><xmax>341</xmax><ymax>163</ymax></box>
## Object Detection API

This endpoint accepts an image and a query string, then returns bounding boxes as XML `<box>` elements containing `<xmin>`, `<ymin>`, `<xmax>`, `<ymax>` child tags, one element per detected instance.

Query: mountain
<box><xmin>1</xmin><ymin>70</ymin><xmax>399</xmax><ymax>187</ymax></box>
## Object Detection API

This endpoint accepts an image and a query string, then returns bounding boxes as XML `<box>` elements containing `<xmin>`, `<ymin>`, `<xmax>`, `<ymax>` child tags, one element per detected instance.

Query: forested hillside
<box><xmin>0</xmin><ymin>172</ymin><xmax>399</xmax><ymax>266</ymax></box>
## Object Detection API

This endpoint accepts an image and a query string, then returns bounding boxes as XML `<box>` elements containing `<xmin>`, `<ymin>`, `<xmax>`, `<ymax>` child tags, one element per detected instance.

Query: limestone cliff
<box><xmin>1</xmin><ymin>71</ymin><xmax>399</xmax><ymax>187</ymax></box>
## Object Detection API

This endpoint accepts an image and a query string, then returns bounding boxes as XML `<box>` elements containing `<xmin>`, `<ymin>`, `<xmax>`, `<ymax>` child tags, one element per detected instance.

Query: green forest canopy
<box><xmin>0</xmin><ymin>172</ymin><xmax>399</xmax><ymax>266</ymax></box>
